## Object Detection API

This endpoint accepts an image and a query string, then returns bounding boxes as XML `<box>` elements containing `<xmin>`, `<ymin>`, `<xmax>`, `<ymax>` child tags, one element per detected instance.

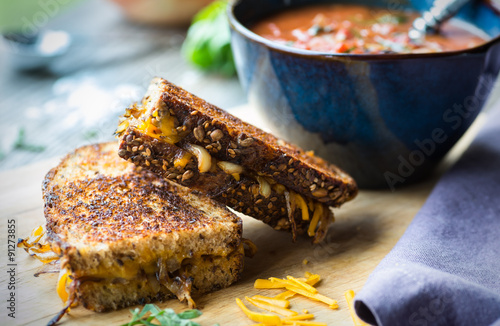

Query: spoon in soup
<box><xmin>409</xmin><ymin>0</ymin><xmax>471</xmax><ymax>44</ymax></box>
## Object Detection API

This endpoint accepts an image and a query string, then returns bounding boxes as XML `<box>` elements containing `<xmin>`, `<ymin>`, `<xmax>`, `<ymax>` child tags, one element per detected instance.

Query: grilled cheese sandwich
<box><xmin>116</xmin><ymin>78</ymin><xmax>357</xmax><ymax>242</ymax></box>
<box><xmin>42</xmin><ymin>142</ymin><xmax>245</xmax><ymax>312</ymax></box>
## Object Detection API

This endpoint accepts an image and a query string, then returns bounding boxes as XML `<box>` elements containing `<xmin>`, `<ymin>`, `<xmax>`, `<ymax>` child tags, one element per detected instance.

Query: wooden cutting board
<box><xmin>0</xmin><ymin>112</ymin><xmax>483</xmax><ymax>326</ymax></box>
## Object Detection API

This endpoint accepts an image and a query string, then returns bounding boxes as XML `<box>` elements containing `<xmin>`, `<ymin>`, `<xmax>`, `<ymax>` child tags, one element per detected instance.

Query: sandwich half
<box><xmin>42</xmin><ymin>142</ymin><xmax>244</xmax><ymax>313</ymax></box>
<box><xmin>116</xmin><ymin>77</ymin><xmax>358</xmax><ymax>243</ymax></box>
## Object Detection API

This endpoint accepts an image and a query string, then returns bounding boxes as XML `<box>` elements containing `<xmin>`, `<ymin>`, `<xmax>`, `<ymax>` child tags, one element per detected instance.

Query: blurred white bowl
<box><xmin>110</xmin><ymin>0</ymin><xmax>213</xmax><ymax>26</ymax></box>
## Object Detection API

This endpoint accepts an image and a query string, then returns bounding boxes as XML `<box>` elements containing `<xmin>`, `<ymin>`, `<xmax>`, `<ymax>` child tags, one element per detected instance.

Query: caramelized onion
<box><xmin>185</xmin><ymin>144</ymin><xmax>212</xmax><ymax>173</ymax></box>
<box><xmin>217</xmin><ymin>161</ymin><xmax>244</xmax><ymax>175</ymax></box>
<box><xmin>257</xmin><ymin>176</ymin><xmax>271</xmax><ymax>198</ymax></box>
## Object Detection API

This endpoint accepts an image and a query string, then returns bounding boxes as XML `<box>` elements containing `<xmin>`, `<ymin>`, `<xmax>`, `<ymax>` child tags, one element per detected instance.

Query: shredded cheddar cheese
<box><xmin>291</xmin><ymin>191</ymin><xmax>310</xmax><ymax>221</ymax></box>
<box><xmin>240</xmin><ymin>272</ymin><xmax>334</xmax><ymax>325</ymax></box>
<box><xmin>268</xmin><ymin>277</ymin><xmax>294</xmax><ymax>288</ymax></box>
<box><xmin>116</xmin><ymin>120</ymin><xmax>129</xmax><ymax>134</ymax></box>
<box><xmin>283</xmin><ymin>314</ymin><xmax>314</xmax><ymax>321</ymax></box>
<box><xmin>157</xmin><ymin>114</ymin><xmax>178</xmax><ymax>139</ymax></box>
<box><xmin>17</xmin><ymin>225</ymin><xmax>59</xmax><ymax>264</ymax></box>
<box><xmin>307</xmin><ymin>198</ymin><xmax>315</xmax><ymax>213</ymax></box>
<box><xmin>305</xmin><ymin>274</ymin><xmax>321</xmax><ymax>286</ymax></box>
<box><xmin>57</xmin><ymin>269</ymin><xmax>71</xmax><ymax>304</ymax></box>
<box><xmin>136</xmin><ymin>118</ymin><xmax>159</xmax><ymax>137</ymax></box>
<box><xmin>19</xmin><ymin>226</ymin><xmax>79</xmax><ymax>310</ymax></box>
<box><xmin>251</xmin><ymin>295</ymin><xmax>290</xmax><ymax>308</ymax></box>
<box><xmin>284</xmin><ymin>284</ymin><xmax>338</xmax><ymax>309</ymax></box>
<box><xmin>273</xmin><ymin>273</ymin><xmax>320</xmax><ymax>300</ymax></box>
<box><xmin>274</xmin><ymin>291</ymin><xmax>296</xmax><ymax>300</ymax></box>
<box><xmin>136</xmin><ymin>114</ymin><xmax>181</xmax><ymax>144</ymax></box>
<box><xmin>246</xmin><ymin>296</ymin><xmax>298</xmax><ymax>317</ymax></box>
<box><xmin>286</xmin><ymin>276</ymin><xmax>318</xmax><ymax>294</ymax></box>
<box><xmin>284</xmin><ymin>191</ymin><xmax>330</xmax><ymax>241</ymax></box>
<box><xmin>345</xmin><ymin>290</ymin><xmax>369</xmax><ymax>326</ymax></box>
<box><xmin>257</xmin><ymin>273</ymin><xmax>320</xmax><ymax>290</ymax></box>
<box><xmin>236</xmin><ymin>298</ymin><xmax>282</xmax><ymax>325</ymax></box>
<box><xmin>282</xmin><ymin>321</ymin><xmax>327</xmax><ymax>326</ymax></box>
<box><xmin>173</xmin><ymin>152</ymin><xmax>192</xmax><ymax>169</ymax></box>
<box><xmin>307</xmin><ymin>203</ymin><xmax>323</xmax><ymax>237</ymax></box>
<box><xmin>255</xmin><ymin>279</ymin><xmax>284</xmax><ymax>289</ymax></box>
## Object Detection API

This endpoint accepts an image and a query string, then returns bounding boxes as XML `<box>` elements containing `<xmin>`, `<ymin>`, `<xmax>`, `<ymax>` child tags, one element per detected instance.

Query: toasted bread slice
<box><xmin>117</xmin><ymin>78</ymin><xmax>357</xmax><ymax>242</ymax></box>
<box><xmin>117</xmin><ymin>77</ymin><xmax>357</xmax><ymax>205</ymax></box>
<box><xmin>116</xmin><ymin>78</ymin><xmax>356</xmax><ymax>242</ymax></box>
<box><xmin>43</xmin><ymin>142</ymin><xmax>244</xmax><ymax>312</ymax></box>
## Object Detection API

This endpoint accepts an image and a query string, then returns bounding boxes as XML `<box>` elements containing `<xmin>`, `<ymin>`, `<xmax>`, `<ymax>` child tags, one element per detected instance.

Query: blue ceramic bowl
<box><xmin>228</xmin><ymin>0</ymin><xmax>500</xmax><ymax>189</ymax></box>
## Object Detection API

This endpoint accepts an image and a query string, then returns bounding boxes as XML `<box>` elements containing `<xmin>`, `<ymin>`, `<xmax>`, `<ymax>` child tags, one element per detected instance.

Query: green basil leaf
<box><xmin>182</xmin><ymin>0</ymin><xmax>236</xmax><ymax>76</ymax></box>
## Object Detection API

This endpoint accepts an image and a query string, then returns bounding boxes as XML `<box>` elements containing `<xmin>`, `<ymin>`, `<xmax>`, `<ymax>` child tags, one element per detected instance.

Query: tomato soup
<box><xmin>251</xmin><ymin>4</ymin><xmax>486</xmax><ymax>54</ymax></box>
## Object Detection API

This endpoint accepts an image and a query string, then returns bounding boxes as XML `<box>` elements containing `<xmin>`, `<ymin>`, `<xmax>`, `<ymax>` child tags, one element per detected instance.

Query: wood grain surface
<box><xmin>0</xmin><ymin>112</ymin><xmax>484</xmax><ymax>326</ymax></box>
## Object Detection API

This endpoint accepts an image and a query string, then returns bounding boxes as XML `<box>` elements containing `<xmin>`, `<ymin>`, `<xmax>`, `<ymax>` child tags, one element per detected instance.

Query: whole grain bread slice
<box><xmin>43</xmin><ymin>142</ymin><xmax>244</xmax><ymax>312</ymax></box>
<box><xmin>119</xmin><ymin>77</ymin><xmax>357</xmax><ymax>205</ymax></box>
<box><xmin>116</xmin><ymin>78</ymin><xmax>356</xmax><ymax>242</ymax></box>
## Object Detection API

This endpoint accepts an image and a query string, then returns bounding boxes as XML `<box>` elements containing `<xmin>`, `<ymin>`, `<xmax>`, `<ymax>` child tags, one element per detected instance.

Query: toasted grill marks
<box><xmin>43</xmin><ymin>142</ymin><xmax>244</xmax><ymax>311</ymax></box>
<box><xmin>44</xmin><ymin>142</ymin><xmax>241</xmax><ymax>248</ymax></box>
<box><xmin>46</xmin><ymin>174</ymin><xmax>212</xmax><ymax>242</ymax></box>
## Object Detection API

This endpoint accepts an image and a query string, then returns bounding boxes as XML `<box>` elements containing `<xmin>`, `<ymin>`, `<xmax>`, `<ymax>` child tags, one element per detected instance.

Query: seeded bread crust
<box><xmin>118</xmin><ymin>129</ymin><xmax>309</xmax><ymax>237</ymax></box>
<box><xmin>43</xmin><ymin>142</ymin><xmax>244</xmax><ymax>311</ymax></box>
<box><xmin>131</xmin><ymin>77</ymin><xmax>357</xmax><ymax>206</ymax></box>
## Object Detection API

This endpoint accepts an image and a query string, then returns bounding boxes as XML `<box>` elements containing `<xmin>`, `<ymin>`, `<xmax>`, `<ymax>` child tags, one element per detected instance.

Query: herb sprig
<box><xmin>121</xmin><ymin>304</ymin><xmax>203</xmax><ymax>326</ymax></box>
<box><xmin>14</xmin><ymin>127</ymin><xmax>45</xmax><ymax>152</ymax></box>
<box><xmin>182</xmin><ymin>0</ymin><xmax>235</xmax><ymax>76</ymax></box>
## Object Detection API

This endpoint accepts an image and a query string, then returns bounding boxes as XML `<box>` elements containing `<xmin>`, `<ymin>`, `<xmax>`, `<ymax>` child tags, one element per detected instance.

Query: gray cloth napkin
<box><xmin>354</xmin><ymin>102</ymin><xmax>500</xmax><ymax>326</ymax></box>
